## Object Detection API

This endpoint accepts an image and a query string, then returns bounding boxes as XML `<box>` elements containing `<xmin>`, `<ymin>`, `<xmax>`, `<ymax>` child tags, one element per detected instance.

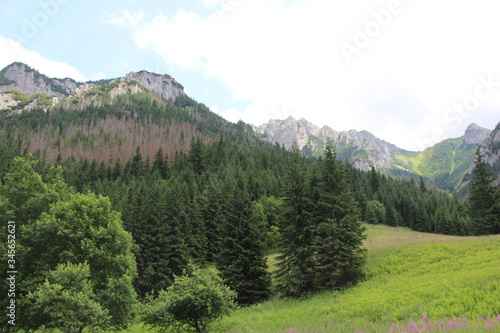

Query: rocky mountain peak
<box><xmin>254</xmin><ymin>116</ymin><xmax>406</xmax><ymax>171</ymax></box>
<box><xmin>0</xmin><ymin>62</ymin><xmax>78</xmax><ymax>99</ymax></box>
<box><xmin>0</xmin><ymin>62</ymin><xmax>186</xmax><ymax>114</ymax></box>
<box><xmin>125</xmin><ymin>70</ymin><xmax>184</xmax><ymax>101</ymax></box>
<box><xmin>464</xmin><ymin>123</ymin><xmax>491</xmax><ymax>145</ymax></box>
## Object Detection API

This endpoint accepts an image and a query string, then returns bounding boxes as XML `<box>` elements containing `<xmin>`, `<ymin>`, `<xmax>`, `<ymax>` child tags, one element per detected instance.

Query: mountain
<box><xmin>458</xmin><ymin>122</ymin><xmax>500</xmax><ymax>194</ymax></box>
<box><xmin>478</xmin><ymin>122</ymin><xmax>500</xmax><ymax>183</ymax></box>
<box><xmin>1</xmin><ymin>62</ymin><xmax>497</xmax><ymax>194</ymax></box>
<box><xmin>254</xmin><ymin>116</ymin><xmax>410</xmax><ymax>171</ymax></box>
<box><xmin>395</xmin><ymin>123</ymin><xmax>491</xmax><ymax>192</ymax></box>
<box><xmin>0</xmin><ymin>62</ymin><xmax>185</xmax><ymax>115</ymax></box>
<box><xmin>0</xmin><ymin>62</ymin><xmax>249</xmax><ymax>165</ymax></box>
<box><xmin>255</xmin><ymin>117</ymin><xmax>495</xmax><ymax>192</ymax></box>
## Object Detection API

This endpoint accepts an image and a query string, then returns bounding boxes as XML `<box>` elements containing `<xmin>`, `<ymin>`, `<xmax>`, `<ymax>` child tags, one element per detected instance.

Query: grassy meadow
<box><xmin>128</xmin><ymin>224</ymin><xmax>500</xmax><ymax>332</ymax></box>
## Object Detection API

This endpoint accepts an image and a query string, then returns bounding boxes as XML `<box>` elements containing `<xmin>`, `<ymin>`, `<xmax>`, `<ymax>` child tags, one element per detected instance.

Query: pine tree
<box><xmin>121</xmin><ymin>177</ymin><xmax>188</xmax><ymax>297</ymax></box>
<box><xmin>419</xmin><ymin>176</ymin><xmax>427</xmax><ymax>193</ymax></box>
<box><xmin>468</xmin><ymin>149</ymin><xmax>500</xmax><ymax>235</ymax></box>
<box><xmin>152</xmin><ymin>147</ymin><xmax>168</xmax><ymax>178</ymax></box>
<box><xmin>276</xmin><ymin>144</ymin><xmax>315</xmax><ymax>297</ymax></box>
<box><xmin>215</xmin><ymin>170</ymin><xmax>271</xmax><ymax>305</ymax></box>
<box><xmin>369</xmin><ymin>166</ymin><xmax>380</xmax><ymax>193</ymax></box>
<box><xmin>311</xmin><ymin>143</ymin><xmax>366</xmax><ymax>290</ymax></box>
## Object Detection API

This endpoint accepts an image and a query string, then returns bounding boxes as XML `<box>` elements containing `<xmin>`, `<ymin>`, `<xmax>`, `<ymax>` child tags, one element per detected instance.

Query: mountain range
<box><xmin>254</xmin><ymin>116</ymin><xmax>497</xmax><ymax>193</ymax></box>
<box><xmin>1</xmin><ymin>62</ymin><xmax>498</xmax><ymax>193</ymax></box>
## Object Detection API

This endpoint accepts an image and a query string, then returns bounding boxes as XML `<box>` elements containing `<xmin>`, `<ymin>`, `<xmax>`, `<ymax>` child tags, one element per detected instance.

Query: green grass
<box><xmin>124</xmin><ymin>224</ymin><xmax>500</xmax><ymax>332</ymax></box>
<box><xmin>211</xmin><ymin>224</ymin><xmax>500</xmax><ymax>332</ymax></box>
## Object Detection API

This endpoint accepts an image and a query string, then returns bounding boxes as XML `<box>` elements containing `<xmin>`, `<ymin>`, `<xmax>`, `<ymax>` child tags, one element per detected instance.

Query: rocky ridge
<box><xmin>0</xmin><ymin>62</ymin><xmax>185</xmax><ymax>114</ymax></box>
<box><xmin>254</xmin><ymin>116</ymin><xmax>408</xmax><ymax>171</ymax></box>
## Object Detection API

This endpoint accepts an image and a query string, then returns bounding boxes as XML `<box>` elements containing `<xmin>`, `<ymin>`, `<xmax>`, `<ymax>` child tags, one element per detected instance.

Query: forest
<box><xmin>0</xmin><ymin>92</ymin><xmax>499</xmax><ymax>332</ymax></box>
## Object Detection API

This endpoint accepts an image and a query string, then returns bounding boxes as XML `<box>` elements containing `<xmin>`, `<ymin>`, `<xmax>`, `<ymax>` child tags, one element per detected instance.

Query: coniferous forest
<box><xmin>0</xmin><ymin>91</ymin><xmax>499</xmax><ymax>332</ymax></box>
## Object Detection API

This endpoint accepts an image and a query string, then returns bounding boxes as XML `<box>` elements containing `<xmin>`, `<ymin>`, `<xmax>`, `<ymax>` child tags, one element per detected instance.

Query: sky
<box><xmin>1</xmin><ymin>0</ymin><xmax>499</xmax><ymax>151</ymax></box>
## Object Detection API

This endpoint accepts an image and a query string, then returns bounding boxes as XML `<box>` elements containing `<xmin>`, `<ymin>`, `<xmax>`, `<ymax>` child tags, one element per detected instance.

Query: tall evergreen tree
<box><xmin>121</xmin><ymin>177</ymin><xmax>188</xmax><ymax>297</ymax></box>
<box><xmin>468</xmin><ymin>149</ymin><xmax>500</xmax><ymax>235</ymax></box>
<box><xmin>311</xmin><ymin>143</ymin><xmax>366</xmax><ymax>290</ymax></box>
<box><xmin>369</xmin><ymin>166</ymin><xmax>380</xmax><ymax>193</ymax></box>
<box><xmin>152</xmin><ymin>147</ymin><xmax>168</xmax><ymax>179</ymax></box>
<box><xmin>215</xmin><ymin>170</ymin><xmax>271</xmax><ymax>305</ymax></box>
<box><xmin>276</xmin><ymin>144</ymin><xmax>316</xmax><ymax>297</ymax></box>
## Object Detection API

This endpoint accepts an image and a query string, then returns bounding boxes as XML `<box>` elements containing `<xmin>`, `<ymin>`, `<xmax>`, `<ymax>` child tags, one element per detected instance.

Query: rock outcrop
<box><xmin>254</xmin><ymin>116</ymin><xmax>407</xmax><ymax>171</ymax></box>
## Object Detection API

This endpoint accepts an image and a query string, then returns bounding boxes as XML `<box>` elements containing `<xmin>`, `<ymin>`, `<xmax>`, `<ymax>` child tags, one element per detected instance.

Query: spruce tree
<box><xmin>215</xmin><ymin>170</ymin><xmax>271</xmax><ymax>305</ymax></box>
<box><xmin>311</xmin><ymin>143</ymin><xmax>366</xmax><ymax>290</ymax></box>
<box><xmin>122</xmin><ymin>177</ymin><xmax>188</xmax><ymax>297</ymax></box>
<box><xmin>276</xmin><ymin>144</ymin><xmax>315</xmax><ymax>297</ymax></box>
<box><xmin>468</xmin><ymin>149</ymin><xmax>500</xmax><ymax>235</ymax></box>
<box><xmin>152</xmin><ymin>147</ymin><xmax>168</xmax><ymax>178</ymax></box>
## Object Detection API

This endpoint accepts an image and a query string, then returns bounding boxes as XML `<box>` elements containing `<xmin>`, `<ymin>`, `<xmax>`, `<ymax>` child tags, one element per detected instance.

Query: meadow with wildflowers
<box><xmin>211</xmin><ymin>224</ymin><xmax>500</xmax><ymax>332</ymax></box>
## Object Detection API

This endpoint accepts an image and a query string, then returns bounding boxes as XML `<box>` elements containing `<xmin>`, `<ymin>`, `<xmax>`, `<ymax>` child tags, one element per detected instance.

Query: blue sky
<box><xmin>1</xmin><ymin>0</ymin><xmax>499</xmax><ymax>151</ymax></box>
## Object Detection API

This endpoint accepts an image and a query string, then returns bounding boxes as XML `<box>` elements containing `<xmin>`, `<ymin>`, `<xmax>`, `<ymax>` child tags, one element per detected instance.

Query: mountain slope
<box><xmin>255</xmin><ymin>117</ymin><xmax>494</xmax><ymax>192</ymax></box>
<box><xmin>0</xmin><ymin>62</ymin><xmax>249</xmax><ymax>165</ymax></box>
<box><xmin>394</xmin><ymin>123</ymin><xmax>492</xmax><ymax>192</ymax></box>
<box><xmin>254</xmin><ymin>116</ymin><xmax>410</xmax><ymax>171</ymax></box>
<box><xmin>458</xmin><ymin>122</ymin><xmax>500</xmax><ymax>195</ymax></box>
<box><xmin>0</xmin><ymin>62</ymin><xmax>185</xmax><ymax>115</ymax></box>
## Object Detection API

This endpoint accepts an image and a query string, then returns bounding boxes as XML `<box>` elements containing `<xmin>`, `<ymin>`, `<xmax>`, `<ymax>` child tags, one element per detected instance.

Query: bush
<box><xmin>142</xmin><ymin>264</ymin><xmax>236</xmax><ymax>333</ymax></box>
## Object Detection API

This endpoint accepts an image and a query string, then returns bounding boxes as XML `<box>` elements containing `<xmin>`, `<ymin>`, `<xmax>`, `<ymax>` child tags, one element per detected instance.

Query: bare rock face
<box><xmin>0</xmin><ymin>62</ymin><xmax>186</xmax><ymax>113</ymax></box>
<box><xmin>0</xmin><ymin>92</ymin><xmax>19</xmax><ymax>110</ymax></box>
<box><xmin>0</xmin><ymin>62</ymin><xmax>78</xmax><ymax>99</ymax></box>
<box><xmin>464</xmin><ymin>123</ymin><xmax>491</xmax><ymax>145</ymax></box>
<box><xmin>254</xmin><ymin>116</ymin><xmax>406</xmax><ymax>171</ymax></box>
<box><xmin>126</xmin><ymin>71</ymin><xmax>184</xmax><ymax>102</ymax></box>
<box><xmin>478</xmin><ymin>122</ymin><xmax>500</xmax><ymax>185</ymax></box>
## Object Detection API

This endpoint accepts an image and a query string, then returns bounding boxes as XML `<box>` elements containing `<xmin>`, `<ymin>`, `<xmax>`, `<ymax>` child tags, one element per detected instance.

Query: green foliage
<box><xmin>250</xmin><ymin>196</ymin><xmax>285</xmax><ymax>254</ymax></box>
<box><xmin>142</xmin><ymin>264</ymin><xmax>236</xmax><ymax>333</ymax></box>
<box><xmin>18</xmin><ymin>191</ymin><xmax>137</xmax><ymax>329</ymax></box>
<box><xmin>365</xmin><ymin>200</ymin><xmax>386</xmax><ymax>224</ymax></box>
<box><xmin>277</xmin><ymin>143</ymin><xmax>366</xmax><ymax>296</ymax></box>
<box><xmin>0</xmin><ymin>155</ymin><xmax>72</xmax><ymax>225</ymax></box>
<box><xmin>396</xmin><ymin>137</ymin><xmax>480</xmax><ymax>193</ymax></box>
<box><xmin>215</xmin><ymin>170</ymin><xmax>271</xmax><ymax>305</ymax></box>
<box><xmin>310</xmin><ymin>143</ymin><xmax>366</xmax><ymax>290</ymax></box>
<box><xmin>27</xmin><ymin>262</ymin><xmax>111</xmax><ymax>333</ymax></box>
<box><xmin>214</xmin><ymin>228</ymin><xmax>500</xmax><ymax>332</ymax></box>
<box><xmin>122</xmin><ymin>176</ymin><xmax>189</xmax><ymax>298</ymax></box>
<box><xmin>468</xmin><ymin>149</ymin><xmax>500</xmax><ymax>235</ymax></box>
<box><xmin>276</xmin><ymin>144</ymin><xmax>315</xmax><ymax>296</ymax></box>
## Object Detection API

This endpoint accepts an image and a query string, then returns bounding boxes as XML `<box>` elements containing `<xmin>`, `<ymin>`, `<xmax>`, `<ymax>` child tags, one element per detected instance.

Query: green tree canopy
<box><xmin>27</xmin><ymin>262</ymin><xmax>110</xmax><ymax>333</ymax></box>
<box><xmin>19</xmin><ymin>192</ymin><xmax>137</xmax><ymax>329</ymax></box>
<box><xmin>142</xmin><ymin>264</ymin><xmax>236</xmax><ymax>333</ymax></box>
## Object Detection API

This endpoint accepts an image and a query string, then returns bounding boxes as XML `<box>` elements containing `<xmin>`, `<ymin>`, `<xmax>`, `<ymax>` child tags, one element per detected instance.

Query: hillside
<box><xmin>2</xmin><ymin>62</ymin><xmax>497</xmax><ymax>194</ymax></box>
<box><xmin>254</xmin><ymin>116</ymin><xmax>409</xmax><ymax>171</ymax></box>
<box><xmin>209</xmin><ymin>224</ymin><xmax>500</xmax><ymax>333</ymax></box>
<box><xmin>459</xmin><ymin>122</ymin><xmax>500</xmax><ymax>195</ymax></box>
<box><xmin>0</xmin><ymin>62</ymin><xmax>249</xmax><ymax>165</ymax></box>
<box><xmin>255</xmin><ymin>116</ymin><xmax>495</xmax><ymax>193</ymax></box>
<box><xmin>1</xmin><ymin>62</ymin><xmax>498</xmax><ymax>332</ymax></box>
<box><xmin>393</xmin><ymin>123</ymin><xmax>491</xmax><ymax>192</ymax></box>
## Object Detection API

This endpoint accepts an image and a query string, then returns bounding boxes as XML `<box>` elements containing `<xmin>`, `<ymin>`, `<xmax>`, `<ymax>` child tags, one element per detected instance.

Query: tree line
<box><xmin>0</xmin><ymin>95</ymin><xmax>498</xmax><ymax>331</ymax></box>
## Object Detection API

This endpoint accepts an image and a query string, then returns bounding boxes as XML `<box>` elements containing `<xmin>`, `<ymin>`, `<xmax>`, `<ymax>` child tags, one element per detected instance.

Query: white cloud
<box><xmin>0</xmin><ymin>35</ymin><xmax>87</xmax><ymax>81</ymax></box>
<box><xmin>105</xmin><ymin>9</ymin><xmax>144</xmax><ymax>29</ymax></box>
<box><xmin>128</xmin><ymin>0</ymin><xmax>500</xmax><ymax>150</ymax></box>
<box><xmin>91</xmin><ymin>72</ymin><xmax>107</xmax><ymax>81</ymax></box>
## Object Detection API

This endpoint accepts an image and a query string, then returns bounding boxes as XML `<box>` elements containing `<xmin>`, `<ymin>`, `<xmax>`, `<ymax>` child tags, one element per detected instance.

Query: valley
<box><xmin>0</xmin><ymin>62</ymin><xmax>499</xmax><ymax>333</ymax></box>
